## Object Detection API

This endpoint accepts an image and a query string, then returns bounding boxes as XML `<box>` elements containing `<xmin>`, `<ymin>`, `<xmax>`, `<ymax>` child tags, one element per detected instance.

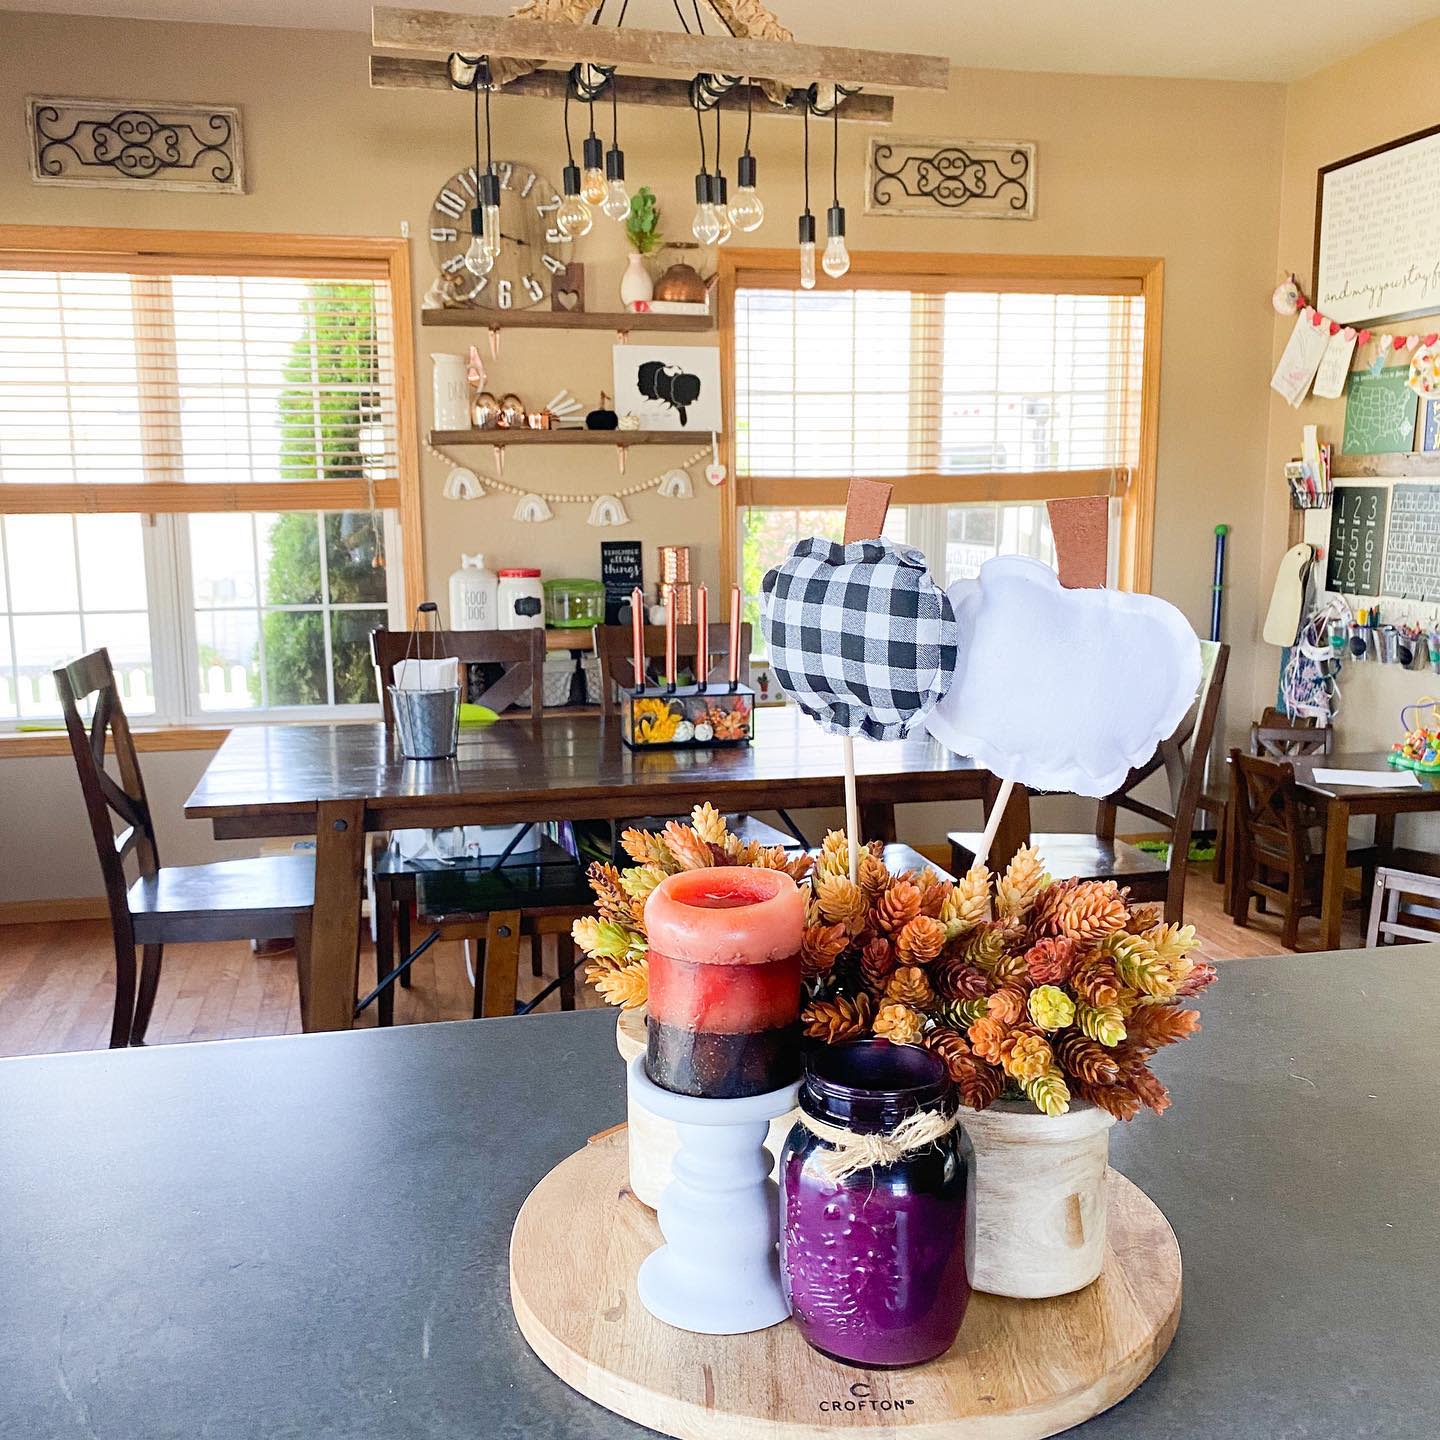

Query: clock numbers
<box><xmin>541</xmin><ymin>253</ymin><xmax>567</xmax><ymax>276</ymax></box>
<box><xmin>536</xmin><ymin>196</ymin><xmax>560</xmax><ymax>216</ymax></box>
<box><xmin>498</xmin><ymin>161</ymin><xmax>514</xmax><ymax>189</ymax></box>
<box><xmin>497</xmin><ymin>279</ymin><xmax>513</xmax><ymax>309</ymax></box>
<box><xmin>430</xmin><ymin>226</ymin><xmax>457</xmax><ymax>243</ymax></box>
<box><xmin>546</xmin><ymin>228</ymin><xmax>568</xmax><ymax>245</ymax></box>
<box><xmin>522</xmin><ymin>275</ymin><xmax>545</xmax><ymax>302</ymax></box>
<box><xmin>520</xmin><ymin>171</ymin><xmax>538</xmax><ymax>198</ymax></box>
<box><xmin>459</xmin><ymin>168</ymin><xmax>478</xmax><ymax>196</ymax></box>
<box><xmin>434</xmin><ymin>188</ymin><xmax>467</xmax><ymax>220</ymax></box>
<box><xmin>440</xmin><ymin>254</ymin><xmax>467</xmax><ymax>275</ymax></box>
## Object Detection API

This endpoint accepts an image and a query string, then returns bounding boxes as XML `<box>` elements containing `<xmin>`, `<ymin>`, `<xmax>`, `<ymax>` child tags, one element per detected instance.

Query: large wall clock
<box><xmin>428</xmin><ymin>161</ymin><xmax>566</xmax><ymax>309</ymax></box>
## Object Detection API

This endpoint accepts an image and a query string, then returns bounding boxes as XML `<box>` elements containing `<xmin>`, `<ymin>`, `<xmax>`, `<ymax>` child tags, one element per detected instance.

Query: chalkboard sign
<box><xmin>1327</xmin><ymin>485</ymin><xmax>1388</xmax><ymax>595</ymax></box>
<box><xmin>601</xmin><ymin>540</ymin><xmax>643</xmax><ymax>624</ymax></box>
<box><xmin>1381</xmin><ymin>483</ymin><xmax>1440</xmax><ymax>600</ymax></box>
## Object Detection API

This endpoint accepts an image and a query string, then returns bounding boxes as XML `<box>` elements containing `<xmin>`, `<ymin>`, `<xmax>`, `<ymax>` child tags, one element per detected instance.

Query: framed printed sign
<box><xmin>1313</xmin><ymin>124</ymin><xmax>1440</xmax><ymax>326</ymax></box>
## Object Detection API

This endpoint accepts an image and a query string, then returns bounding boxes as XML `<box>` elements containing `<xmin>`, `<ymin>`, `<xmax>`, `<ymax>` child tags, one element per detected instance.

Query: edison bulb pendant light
<box><xmin>798</xmin><ymin>210</ymin><xmax>817</xmax><ymax>290</ymax></box>
<box><xmin>712</xmin><ymin>175</ymin><xmax>733</xmax><ymax>245</ymax></box>
<box><xmin>691</xmin><ymin>173</ymin><xmax>722</xmax><ymax>246</ymax></box>
<box><xmin>479</xmin><ymin>171</ymin><xmax>502</xmax><ymax>266</ymax></box>
<box><xmin>581</xmin><ymin>134</ymin><xmax>607</xmax><ymax>207</ymax></box>
<box><xmin>823</xmin><ymin>203</ymin><xmax>851</xmax><ymax>279</ymax></box>
<box><xmin>730</xmin><ymin>151</ymin><xmax>765</xmax><ymax>232</ymax></box>
<box><xmin>601</xmin><ymin>145</ymin><xmax>631</xmax><ymax>220</ymax></box>
<box><xmin>558</xmin><ymin>160</ymin><xmax>593</xmax><ymax>238</ymax></box>
<box><xmin>464</xmin><ymin>205</ymin><xmax>492</xmax><ymax>276</ymax></box>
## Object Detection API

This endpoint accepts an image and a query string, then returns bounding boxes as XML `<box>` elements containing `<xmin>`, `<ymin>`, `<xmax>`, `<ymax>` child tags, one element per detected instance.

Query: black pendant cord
<box><xmin>483</xmin><ymin>55</ymin><xmax>493</xmax><ymax>173</ymax></box>
<box><xmin>610</xmin><ymin>70</ymin><xmax>619</xmax><ymax>142</ymax></box>
<box><xmin>743</xmin><ymin>74</ymin><xmax>753</xmax><ymax>154</ymax></box>
<box><xmin>802</xmin><ymin>103</ymin><xmax>810</xmax><ymax>213</ymax></box>
<box><xmin>472</xmin><ymin>82</ymin><xmax>481</xmax><ymax>186</ymax></box>
<box><xmin>587</xmin><ymin>94</ymin><xmax>598</xmax><ymax>144</ymax></box>
<box><xmin>713</xmin><ymin>94</ymin><xmax>722</xmax><ymax>174</ymax></box>
<box><xmin>694</xmin><ymin>91</ymin><xmax>707</xmax><ymax>175</ymax></box>
<box><xmin>832</xmin><ymin>103</ymin><xmax>840</xmax><ymax>207</ymax></box>
<box><xmin>563</xmin><ymin>86</ymin><xmax>575</xmax><ymax>164</ymax></box>
<box><xmin>671</xmin><ymin>0</ymin><xmax>690</xmax><ymax>32</ymax></box>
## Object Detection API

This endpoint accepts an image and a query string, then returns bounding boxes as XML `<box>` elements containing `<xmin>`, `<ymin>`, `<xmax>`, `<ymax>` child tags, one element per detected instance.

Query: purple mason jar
<box><xmin>780</xmin><ymin>1040</ymin><xmax>971</xmax><ymax>1368</ymax></box>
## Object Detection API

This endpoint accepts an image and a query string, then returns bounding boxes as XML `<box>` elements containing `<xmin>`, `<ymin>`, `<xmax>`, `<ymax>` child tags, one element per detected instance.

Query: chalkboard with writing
<box><xmin>1380</xmin><ymin>483</ymin><xmax>1440</xmax><ymax>600</ymax></box>
<box><xmin>601</xmin><ymin>540</ymin><xmax>644</xmax><ymax>624</ymax></box>
<box><xmin>1326</xmin><ymin>485</ymin><xmax>1388</xmax><ymax>596</ymax></box>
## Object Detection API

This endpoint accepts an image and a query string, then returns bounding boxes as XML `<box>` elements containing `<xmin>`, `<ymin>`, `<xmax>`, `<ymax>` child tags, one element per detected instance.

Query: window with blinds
<box><xmin>0</xmin><ymin>269</ymin><xmax>400</xmax><ymax>510</ymax></box>
<box><xmin>733</xmin><ymin>286</ymin><xmax>1145</xmax><ymax>491</ymax></box>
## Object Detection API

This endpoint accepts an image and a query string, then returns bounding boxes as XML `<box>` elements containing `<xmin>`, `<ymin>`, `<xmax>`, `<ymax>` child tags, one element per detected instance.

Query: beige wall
<box><xmin>0</xmin><ymin>11</ymin><xmax>1287</xmax><ymax>901</ymax></box>
<box><xmin>1258</xmin><ymin>19</ymin><xmax>1440</xmax><ymax>849</ymax></box>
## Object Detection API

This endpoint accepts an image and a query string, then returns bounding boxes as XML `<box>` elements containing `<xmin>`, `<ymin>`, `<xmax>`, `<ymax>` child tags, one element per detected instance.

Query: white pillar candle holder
<box><xmin>627</xmin><ymin>1056</ymin><xmax>800</xmax><ymax>1335</ymax></box>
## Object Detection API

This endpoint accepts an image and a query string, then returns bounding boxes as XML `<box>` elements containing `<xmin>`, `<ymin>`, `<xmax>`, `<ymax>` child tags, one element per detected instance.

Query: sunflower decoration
<box><xmin>630</xmin><ymin>695</ymin><xmax>684</xmax><ymax>744</ymax></box>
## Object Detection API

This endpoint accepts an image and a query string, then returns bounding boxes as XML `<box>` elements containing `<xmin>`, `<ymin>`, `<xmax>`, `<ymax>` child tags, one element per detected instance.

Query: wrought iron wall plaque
<box><xmin>27</xmin><ymin>96</ymin><xmax>244</xmax><ymax>193</ymax></box>
<box><xmin>866</xmin><ymin>137</ymin><xmax>1034</xmax><ymax>219</ymax></box>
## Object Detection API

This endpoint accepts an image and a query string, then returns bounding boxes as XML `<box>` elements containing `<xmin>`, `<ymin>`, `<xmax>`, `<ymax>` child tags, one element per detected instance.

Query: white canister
<box><xmin>448</xmin><ymin>554</ymin><xmax>499</xmax><ymax>631</ymax></box>
<box><xmin>432</xmin><ymin>352</ymin><xmax>470</xmax><ymax>431</ymax></box>
<box><xmin>497</xmin><ymin>568</ymin><xmax>545</xmax><ymax>629</ymax></box>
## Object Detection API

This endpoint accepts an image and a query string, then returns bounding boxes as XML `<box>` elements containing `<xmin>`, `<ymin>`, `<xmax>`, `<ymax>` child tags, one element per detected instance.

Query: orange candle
<box><xmin>644</xmin><ymin>866</ymin><xmax>805</xmax><ymax>1098</ymax></box>
<box><xmin>695</xmin><ymin>583</ymin><xmax>709</xmax><ymax>688</ymax></box>
<box><xmin>663</xmin><ymin>582</ymin><xmax>678</xmax><ymax>689</ymax></box>
<box><xmin>630</xmin><ymin>586</ymin><xmax>646</xmax><ymax>691</ymax></box>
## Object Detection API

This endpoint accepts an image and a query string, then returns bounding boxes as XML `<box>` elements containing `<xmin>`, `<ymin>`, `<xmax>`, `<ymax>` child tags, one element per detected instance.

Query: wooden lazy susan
<box><xmin>509</xmin><ymin>1129</ymin><xmax>1181</xmax><ymax>1440</ymax></box>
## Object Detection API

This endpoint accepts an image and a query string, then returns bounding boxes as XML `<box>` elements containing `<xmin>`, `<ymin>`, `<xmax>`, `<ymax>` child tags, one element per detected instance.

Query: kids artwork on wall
<box><xmin>612</xmin><ymin>345</ymin><xmax>723</xmax><ymax>431</ymax></box>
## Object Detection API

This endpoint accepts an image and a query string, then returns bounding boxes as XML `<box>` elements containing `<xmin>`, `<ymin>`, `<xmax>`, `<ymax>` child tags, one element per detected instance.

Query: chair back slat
<box><xmin>370</xmin><ymin>627</ymin><xmax>544</xmax><ymax>726</ymax></box>
<box><xmin>594</xmin><ymin>623</ymin><xmax>753</xmax><ymax>714</ymax></box>
<box><xmin>1251</xmin><ymin>719</ymin><xmax>1333</xmax><ymax>758</ymax></box>
<box><xmin>1230</xmin><ymin>750</ymin><xmax>1307</xmax><ymax>869</ymax></box>
<box><xmin>53</xmin><ymin>648</ymin><xmax>159</xmax><ymax>937</ymax></box>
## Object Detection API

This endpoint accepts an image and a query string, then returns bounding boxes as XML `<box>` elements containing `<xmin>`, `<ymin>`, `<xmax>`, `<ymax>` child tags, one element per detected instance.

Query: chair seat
<box><xmin>416</xmin><ymin>851</ymin><xmax>594</xmax><ymax>924</ymax></box>
<box><xmin>128</xmin><ymin>855</ymin><xmax>313</xmax><ymax>945</ymax></box>
<box><xmin>949</xmin><ymin>831</ymin><xmax>1169</xmax><ymax>881</ymax></box>
<box><xmin>874</xmin><ymin>843</ymin><xmax>955</xmax><ymax>882</ymax></box>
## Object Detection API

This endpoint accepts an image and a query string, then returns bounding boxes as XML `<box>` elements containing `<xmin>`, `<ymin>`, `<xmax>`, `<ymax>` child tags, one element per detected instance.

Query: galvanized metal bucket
<box><xmin>390</xmin><ymin>683</ymin><xmax>460</xmax><ymax>760</ymax></box>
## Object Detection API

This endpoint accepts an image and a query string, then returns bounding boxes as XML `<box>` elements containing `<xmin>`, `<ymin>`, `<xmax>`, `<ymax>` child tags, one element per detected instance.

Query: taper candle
<box><xmin>631</xmin><ymin>586</ymin><xmax>646</xmax><ymax>691</ymax></box>
<box><xmin>696</xmin><ymin>584</ymin><xmax>709</xmax><ymax>688</ymax></box>
<box><xmin>663</xmin><ymin>583</ymin><xmax>677</xmax><ymax>689</ymax></box>
<box><xmin>728</xmin><ymin>585</ymin><xmax>742</xmax><ymax>690</ymax></box>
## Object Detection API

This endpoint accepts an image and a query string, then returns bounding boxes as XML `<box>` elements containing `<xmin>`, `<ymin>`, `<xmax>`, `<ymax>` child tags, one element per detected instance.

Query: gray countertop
<box><xmin>3</xmin><ymin>945</ymin><xmax>1439</xmax><ymax>1439</ymax></box>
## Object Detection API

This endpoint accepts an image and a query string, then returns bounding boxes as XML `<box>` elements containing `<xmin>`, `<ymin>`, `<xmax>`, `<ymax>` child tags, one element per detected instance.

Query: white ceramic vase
<box><xmin>431</xmin><ymin>352</ymin><xmax>470</xmax><ymax>431</ymax></box>
<box><xmin>963</xmin><ymin>1097</ymin><xmax>1116</xmax><ymax>1298</ymax></box>
<box><xmin>619</xmin><ymin>252</ymin><xmax>654</xmax><ymax>309</ymax></box>
<box><xmin>628</xmin><ymin>1056</ymin><xmax>799</xmax><ymax>1335</ymax></box>
<box><xmin>616</xmin><ymin>1008</ymin><xmax>793</xmax><ymax>1208</ymax></box>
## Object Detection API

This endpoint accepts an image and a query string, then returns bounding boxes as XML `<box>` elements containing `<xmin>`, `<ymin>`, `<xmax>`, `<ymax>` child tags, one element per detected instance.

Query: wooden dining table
<box><xmin>1286</xmin><ymin>751</ymin><xmax>1440</xmax><ymax>950</ymax></box>
<box><xmin>184</xmin><ymin>707</ymin><xmax>1027</xmax><ymax>1032</ymax></box>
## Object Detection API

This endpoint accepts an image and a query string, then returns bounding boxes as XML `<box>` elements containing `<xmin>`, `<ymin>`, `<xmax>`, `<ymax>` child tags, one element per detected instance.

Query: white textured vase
<box><xmin>617</xmin><ymin>1008</ymin><xmax>793</xmax><ymax>1209</ymax></box>
<box><xmin>619</xmin><ymin>252</ymin><xmax>654</xmax><ymax>309</ymax></box>
<box><xmin>431</xmin><ymin>352</ymin><xmax>470</xmax><ymax>431</ymax></box>
<box><xmin>628</xmin><ymin>1056</ymin><xmax>799</xmax><ymax>1334</ymax></box>
<box><xmin>963</xmin><ymin>1098</ymin><xmax>1116</xmax><ymax>1298</ymax></box>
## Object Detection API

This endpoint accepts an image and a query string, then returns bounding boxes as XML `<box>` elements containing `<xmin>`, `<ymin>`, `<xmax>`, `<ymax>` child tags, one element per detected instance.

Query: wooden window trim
<box><xmin>0</xmin><ymin>224</ymin><xmax>424</xmax><ymax>612</ymax></box>
<box><xmin>0</xmin><ymin>725</ymin><xmax>230</xmax><ymax>758</ymax></box>
<box><xmin>716</xmin><ymin>248</ymin><xmax>1163</xmax><ymax>594</ymax></box>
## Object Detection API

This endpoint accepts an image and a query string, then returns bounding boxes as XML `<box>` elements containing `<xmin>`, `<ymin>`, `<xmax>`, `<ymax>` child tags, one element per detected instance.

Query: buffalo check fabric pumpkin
<box><xmin>761</xmin><ymin>537</ymin><xmax>958</xmax><ymax>740</ymax></box>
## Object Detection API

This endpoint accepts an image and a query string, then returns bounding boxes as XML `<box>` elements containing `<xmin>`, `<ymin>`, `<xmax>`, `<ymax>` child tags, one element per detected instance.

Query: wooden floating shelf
<box><xmin>1332</xmin><ymin>451</ymin><xmax>1440</xmax><ymax>478</ymax></box>
<box><xmin>430</xmin><ymin>430</ymin><xmax>714</xmax><ymax>447</ymax></box>
<box><xmin>421</xmin><ymin>308</ymin><xmax>714</xmax><ymax>333</ymax></box>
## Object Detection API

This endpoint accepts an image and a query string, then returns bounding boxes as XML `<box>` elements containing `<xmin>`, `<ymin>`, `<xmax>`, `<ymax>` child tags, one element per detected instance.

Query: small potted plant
<box><xmin>620</xmin><ymin>186</ymin><xmax>662</xmax><ymax>308</ymax></box>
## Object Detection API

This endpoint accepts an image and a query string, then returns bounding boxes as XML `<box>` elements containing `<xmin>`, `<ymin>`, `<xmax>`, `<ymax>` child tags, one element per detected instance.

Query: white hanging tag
<box><xmin>705</xmin><ymin>429</ymin><xmax>727</xmax><ymax>486</ymax></box>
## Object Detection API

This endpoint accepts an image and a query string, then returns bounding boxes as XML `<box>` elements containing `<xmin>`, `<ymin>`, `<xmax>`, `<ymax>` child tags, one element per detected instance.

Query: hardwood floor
<box><xmin>0</xmin><ymin>866</ymin><xmax>1362</xmax><ymax>1061</ymax></box>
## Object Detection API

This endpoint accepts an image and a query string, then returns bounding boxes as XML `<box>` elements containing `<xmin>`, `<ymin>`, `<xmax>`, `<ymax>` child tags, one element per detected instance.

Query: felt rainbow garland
<box><xmin>1273</xmin><ymin>273</ymin><xmax>1439</xmax><ymax>356</ymax></box>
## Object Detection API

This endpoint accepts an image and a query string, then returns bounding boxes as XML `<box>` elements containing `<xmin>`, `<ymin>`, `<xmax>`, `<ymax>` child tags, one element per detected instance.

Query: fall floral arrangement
<box><xmin>573</xmin><ymin>808</ymin><xmax>1214</xmax><ymax>1119</ymax></box>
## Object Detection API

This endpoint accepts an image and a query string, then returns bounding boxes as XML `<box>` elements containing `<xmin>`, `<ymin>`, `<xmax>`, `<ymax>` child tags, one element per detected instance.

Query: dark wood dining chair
<box><xmin>371</xmin><ymin>623</ymin><xmax>545</xmax><ymax>726</ymax></box>
<box><xmin>367</xmin><ymin>624</ymin><xmax>591</xmax><ymax>1024</ymax></box>
<box><xmin>1229</xmin><ymin>749</ymin><xmax>1380</xmax><ymax>949</ymax></box>
<box><xmin>54</xmin><ymin>649</ymin><xmax>314</xmax><ymax>1048</ymax></box>
<box><xmin>591</xmin><ymin>620</ymin><xmax>805</xmax><ymax>856</ymax></box>
<box><xmin>947</xmin><ymin>641</ymin><xmax>1229</xmax><ymax>924</ymax></box>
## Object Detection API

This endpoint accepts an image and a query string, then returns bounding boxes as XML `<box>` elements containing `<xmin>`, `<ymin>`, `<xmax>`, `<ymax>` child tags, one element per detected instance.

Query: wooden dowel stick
<box><xmin>843</xmin><ymin>736</ymin><xmax>860</xmax><ymax>886</ymax></box>
<box><xmin>971</xmin><ymin>777</ymin><xmax>1016</xmax><ymax>872</ymax></box>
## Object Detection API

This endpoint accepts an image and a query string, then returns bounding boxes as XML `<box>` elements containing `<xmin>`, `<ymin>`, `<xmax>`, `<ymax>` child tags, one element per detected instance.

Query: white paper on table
<box><xmin>1270</xmin><ymin>310</ymin><xmax>1331</xmax><ymax>407</ymax></box>
<box><xmin>1312</xmin><ymin>767</ymin><xmax>1422</xmax><ymax>788</ymax></box>
<box><xmin>1311</xmin><ymin>327</ymin><xmax>1359</xmax><ymax>400</ymax></box>
<box><xmin>393</xmin><ymin>657</ymin><xmax>460</xmax><ymax>690</ymax></box>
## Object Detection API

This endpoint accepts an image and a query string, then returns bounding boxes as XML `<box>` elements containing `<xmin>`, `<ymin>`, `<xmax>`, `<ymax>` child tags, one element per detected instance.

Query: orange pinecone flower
<box><xmin>924</xmin><ymin>1026</ymin><xmax>1006</xmax><ymax>1110</ymax></box>
<box><xmin>896</xmin><ymin>915</ymin><xmax>947</xmax><ymax>965</ymax></box>
<box><xmin>800</xmin><ymin>922</ymin><xmax>849</xmax><ymax>979</ymax></box>
<box><xmin>1000</xmin><ymin>1030</ymin><xmax>1054</xmax><ymax>1083</ymax></box>
<box><xmin>814</xmin><ymin>872</ymin><xmax>867</xmax><ymax>927</ymax></box>
<box><xmin>859</xmin><ymin>937</ymin><xmax>896</xmax><ymax>996</ymax></box>
<box><xmin>885</xmin><ymin>964</ymin><xmax>935</xmax><ymax>1010</ymax></box>
<box><xmin>985</xmin><ymin>987</ymin><xmax>1026</xmax><ymax>1025</ymax></box>
<box><xmin>915</xmin><ymin>872</ymin><xmax>954</xmax><ymax>919</ymax></box>
<box><xmin>857</xmin><ymin>850</ymin><xmax>891</xmax><ymax>897</ymax></box>
<box><xmin>873</xmin><ymin>1001</ymin><xmax>925</xmax><ymax>1045</ymax></box>
<box><xmin>802</xmin><ymin>993</ymin><xmax>874</xmax><ymax>1043</ymax></box>
<box><xmin>1077</xmin><ymin>1078</ymin><xmax>1142</xmax><ymax>1121</ymax></box>
<box><xmin>967</xmin><ymin>1015</ymin><xmax>1010</xmax><ymax>1064</ymax></box>
<box><xmin>871</xmin><ymin>880</ymin><xmax>922</xmax><ymax>934</ymax></box>
<box><xmin>1125</xmin><ymin>1004</ymin><xmax>1201</xmax><ymax>1049</ymax></box>
<box><xmin>1025</xmin><ymin>936</ymin><xmax>1078</xmax><ymax>985</ymax></box>
<box><xmin>1057</xmin><ymin>1031</ymin><xmax>1122</xmax><ymax>1087</ymax></box>
<box><xmin>662</xmin><ymin>821</ymin><xmax>714</xmax><ymax>872</ymax></box>
<box><xmin>1040</xmin><ymin>879</ymin><xmax>1130</xmax><ymax>942</ymax></box>
<box><xmin>1071</xmin><ymin>956</ymin><xmax>1121</xmax><ymax>1009</ymax></box>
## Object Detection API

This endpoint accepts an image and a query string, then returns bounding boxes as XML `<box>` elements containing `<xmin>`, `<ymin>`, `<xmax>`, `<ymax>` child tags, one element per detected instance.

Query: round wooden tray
<box><xmin>510</xmin><ymin>1130</ymin><xmax>1181</xmax><ymax>1440</ymax></box>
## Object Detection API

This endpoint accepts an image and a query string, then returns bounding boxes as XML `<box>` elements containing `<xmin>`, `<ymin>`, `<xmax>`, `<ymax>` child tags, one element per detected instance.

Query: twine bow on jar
<box><xmin>797</xmin><ymin>1105</ymin><xmax>961</xmax><ymax>1182</ymax></box>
